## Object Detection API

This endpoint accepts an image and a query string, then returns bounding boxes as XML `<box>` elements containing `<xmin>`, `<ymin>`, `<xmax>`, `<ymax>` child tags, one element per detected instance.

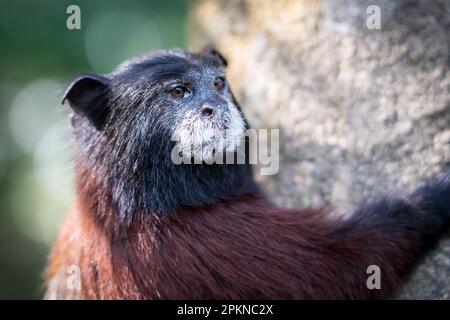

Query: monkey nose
<box><xmin>201</xmin><ymin>106</ymin><xmax>214</xmax><ymax>118</ymax></box>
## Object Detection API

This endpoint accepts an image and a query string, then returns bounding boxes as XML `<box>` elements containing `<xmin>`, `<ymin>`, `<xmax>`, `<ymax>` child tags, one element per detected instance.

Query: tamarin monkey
<box><xmin>45</xmin><ymin>46</ymin><xmax>450</xmax><ymax>299</ymax></box>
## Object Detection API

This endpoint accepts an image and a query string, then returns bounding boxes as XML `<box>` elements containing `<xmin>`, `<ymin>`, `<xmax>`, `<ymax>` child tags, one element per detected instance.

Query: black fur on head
<box><xmin>63</xmin><ymin>47</ymin><xmax>258</xmax><ymax>222</ymax></box>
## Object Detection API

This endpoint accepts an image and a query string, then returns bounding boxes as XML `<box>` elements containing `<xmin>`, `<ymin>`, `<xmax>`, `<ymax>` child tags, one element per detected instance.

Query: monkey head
<box><xmin>62</xmin><ymin>47</ymin><xmax>256</xmax><ymax>220</ymax></box>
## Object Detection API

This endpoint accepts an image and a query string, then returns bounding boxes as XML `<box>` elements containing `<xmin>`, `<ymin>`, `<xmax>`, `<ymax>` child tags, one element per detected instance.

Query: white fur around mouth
<box><xmin>171</xmin><ymin>101</ymin><xmax>245</xmax><ymax>162</ymax></box>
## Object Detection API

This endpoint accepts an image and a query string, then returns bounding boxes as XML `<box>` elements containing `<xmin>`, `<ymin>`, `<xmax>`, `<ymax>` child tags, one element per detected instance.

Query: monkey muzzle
<box><xmin>171</xmin><ymin>99</ymin><xmax>245</xmax><ymax>162</ymax></box>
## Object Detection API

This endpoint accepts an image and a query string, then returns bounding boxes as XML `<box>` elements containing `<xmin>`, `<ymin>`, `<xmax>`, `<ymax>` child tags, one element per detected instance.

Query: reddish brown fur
<box><xmin>45</xmin><ymin>162</ymin><xmax>421</xmax><ymax>299</ymax></box>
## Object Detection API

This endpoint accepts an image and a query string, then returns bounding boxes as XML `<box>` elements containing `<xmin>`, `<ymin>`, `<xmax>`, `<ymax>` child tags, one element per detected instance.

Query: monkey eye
<box><xmin>170</xmin><ymin>86</ymin><xmax>191</xmax><ymax>98</ymax></box>
<box><xmin>214</xmin><ymin>77</ymin><xmax>225</xmax><ymax>91</ymax></box>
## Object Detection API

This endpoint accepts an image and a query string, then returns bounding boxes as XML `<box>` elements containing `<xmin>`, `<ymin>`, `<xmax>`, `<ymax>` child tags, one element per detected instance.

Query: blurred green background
<box><xmin>0</xmin><ymin>0</ymin><xmax>189</xmax><ymax>299</ymax></box>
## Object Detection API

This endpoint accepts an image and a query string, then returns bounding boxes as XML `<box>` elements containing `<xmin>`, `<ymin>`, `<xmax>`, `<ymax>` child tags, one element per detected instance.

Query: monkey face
<box><xmin>63</xmin><ymin>47</ymin><xmax>248</xmax><ymax>166</ymax></box>
<box><xmin>167</xmin><ymin>64</ymin><xmax>246</xmax><ymax>163</ymax></box>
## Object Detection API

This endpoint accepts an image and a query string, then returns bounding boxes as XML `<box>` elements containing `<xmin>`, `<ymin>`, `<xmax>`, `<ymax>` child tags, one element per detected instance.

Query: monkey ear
<box><xmin>62</xmin><ymin>74</ymin><xmax>110</xmax><ymax>129</ymax></box>
<box><xmin>200</xmin><ymin>44</ymin><xmax>228</xmax><ymax>67</ymax></box>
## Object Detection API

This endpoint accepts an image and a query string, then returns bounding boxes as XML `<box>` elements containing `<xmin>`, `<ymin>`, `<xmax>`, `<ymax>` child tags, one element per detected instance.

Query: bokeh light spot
<box><xmin>9</xmin><ymin>79</ymin><xmax>62</xmax><ymax>154</ymax></box>
<box><xmin>85</xmin><ymin>10</ymin><xmax>161</xmax><ymax>73</ymax></box>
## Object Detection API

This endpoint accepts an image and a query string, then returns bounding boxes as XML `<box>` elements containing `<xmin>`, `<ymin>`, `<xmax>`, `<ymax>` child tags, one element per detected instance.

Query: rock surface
<box><xmin>190</xmin><ymin>0</ymin><xmax>450</xmax><ymax>299</ymax></box>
